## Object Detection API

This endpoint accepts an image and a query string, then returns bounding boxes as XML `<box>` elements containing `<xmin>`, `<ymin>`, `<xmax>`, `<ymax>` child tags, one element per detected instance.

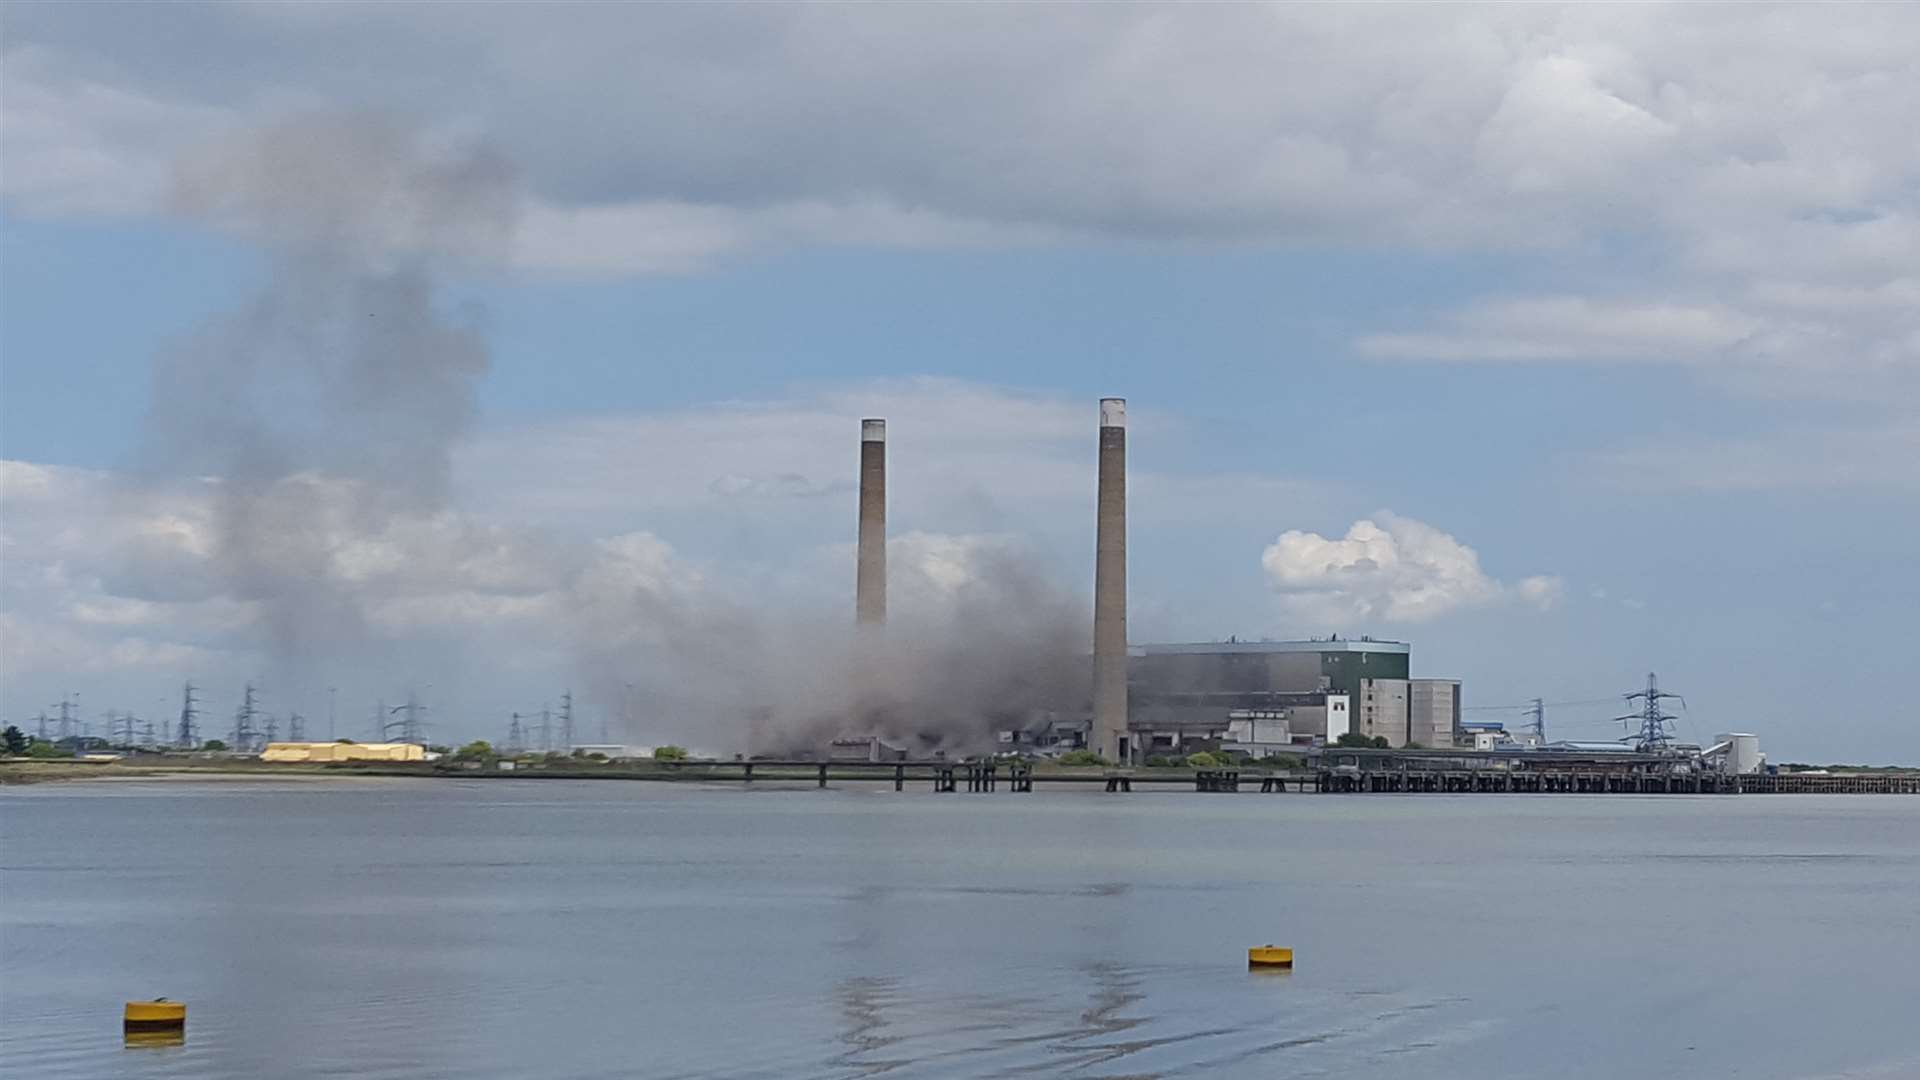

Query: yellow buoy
<box><xmin>124</xmin><ymin>999</ymin><xmax>186</xmax><ymax>1032</ymax></box>
<box><xmin>1248</xmin><ymin>945</ymin><xmax>1293</xmax><ymax>968</ymax></box>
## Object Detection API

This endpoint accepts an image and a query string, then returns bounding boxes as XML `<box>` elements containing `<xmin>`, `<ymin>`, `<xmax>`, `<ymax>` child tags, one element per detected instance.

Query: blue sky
<box><xmin>2</xmin><ymin>4</ymin><xmax>1915</xmax><ymax>759</ymax></box>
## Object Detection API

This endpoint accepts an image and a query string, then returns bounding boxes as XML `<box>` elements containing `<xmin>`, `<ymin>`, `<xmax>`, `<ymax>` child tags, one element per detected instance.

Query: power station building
<box><xmin>1124</xmin><ymin>638</ymin><xmax>1461</xmax><ymax>755</ymax></box>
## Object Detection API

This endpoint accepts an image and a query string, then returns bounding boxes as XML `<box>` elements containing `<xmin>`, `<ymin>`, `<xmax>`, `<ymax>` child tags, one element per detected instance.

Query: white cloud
<box><xmin>5</xmin><ymin>7</ymin><xmax>1913</xmax><ymax>261</ymax></box>
<box><xmin>6</xmin><ymin>5</ymin><xmax>1916</xmax><ymax>391</ymax></box>
<box><xmin>1357</xmin><ymin>296</ymin><xmax>1761</xmax><ymax>363</ymax></box>
<box><xmin>1515</xmin><ymin>575</ymin><xmax>1565</xmax><ymax>611</ymax></box>
<box><xmin>1260</xmin><ymin>512</ymin><xmax>1561</xmax><ymax>624</ymax></box>
<box><xmin>0</xmin><ymin>45</ymin><xmax>233</xmax><ymax>218</ymax></box>
<box><xmin>1473</xmin><ymin>50</ymin><xmax>1677</xmax><ymax>197</ymax></box>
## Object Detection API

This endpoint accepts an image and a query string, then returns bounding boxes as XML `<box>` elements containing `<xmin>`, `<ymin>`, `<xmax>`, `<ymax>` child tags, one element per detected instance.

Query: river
<box><xmin>3</xmin><ymin>779</ymin><xmax>1917</xmax><ymax>1078</ymax></box>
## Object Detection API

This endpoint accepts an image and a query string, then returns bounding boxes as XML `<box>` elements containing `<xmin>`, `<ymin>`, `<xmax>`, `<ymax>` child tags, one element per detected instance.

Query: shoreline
<box><xmin>8</xmin><ymin>757</ymin><xmax>1917</xmax><ymax>793</ymax></box>
<box><xmin>0</xmin><ymin>761</ymin><xmax>430</xmax><ymax>786</ymax></box>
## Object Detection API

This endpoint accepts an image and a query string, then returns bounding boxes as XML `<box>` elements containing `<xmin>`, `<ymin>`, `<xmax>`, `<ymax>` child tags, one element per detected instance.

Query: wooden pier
<box><xmin>1305</xmin><ymin>747</ymin><xmax>1920</xmax><ymax>795</ymax></box>
<box><xmin>1738</xmin><ymin>772</ymin><xmax>1920</xmax><ymax>794</ymax></box>
<box><xmin>658</xmin><ymin>759</ymin><xmax>1328</xmax><ymax>793</ymax></box>
<box><xmin>1316</xmin><ymin>767</ymin><xmax>1741</xmax><ymax>794</ymax></box>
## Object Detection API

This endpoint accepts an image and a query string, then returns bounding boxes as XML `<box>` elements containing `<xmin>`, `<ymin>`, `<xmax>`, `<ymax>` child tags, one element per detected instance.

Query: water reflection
<box><xmin>8</xmin><ymin>784</ymin><xmax>1916</xmax><ymax>1080</ymax></box>
<box><xmin>834</xmin><ymin>975</ymin><xmax>908</xmax><ymax>1075</ymax></box>
<box><xmin>826</xmin><ymin>961</ymin><xmax>1239</xmax><ymax>1079</ymax></box>
<box><xmin>122</xmin><ymin>1032</ymin><xmax>186</xmax><ymax>1050</ymax></box>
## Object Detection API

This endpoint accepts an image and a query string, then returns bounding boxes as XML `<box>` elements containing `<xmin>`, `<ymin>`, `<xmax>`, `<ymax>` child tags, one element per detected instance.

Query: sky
<box><xmin>1</xmin><ymin>3</ymin><xmax>1916</xmax><ymax>760</ymax></box>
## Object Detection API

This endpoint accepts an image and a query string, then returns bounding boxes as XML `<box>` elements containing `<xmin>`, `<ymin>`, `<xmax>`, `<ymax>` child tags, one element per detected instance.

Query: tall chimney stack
<box><xmin>857</xmin><ymin>418</ymin><xmax>887</xmax><ymax>625</ymax></box>
<box><xmin>1092</xmin><ymin>398</ymin><xmax>1129</xmax><ymax>763</ymax></box>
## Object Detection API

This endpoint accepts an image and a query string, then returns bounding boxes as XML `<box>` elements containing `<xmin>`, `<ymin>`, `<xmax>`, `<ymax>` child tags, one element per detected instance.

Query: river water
<box><xmin>3</xmin><ymin>780</ymin><xmax>1917</xmax><ymax>1079</ymax></box>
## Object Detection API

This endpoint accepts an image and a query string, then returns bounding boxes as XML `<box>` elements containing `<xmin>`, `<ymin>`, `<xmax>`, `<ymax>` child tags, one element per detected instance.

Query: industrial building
<box><xmin>1407</xmin><ymin>678</ymin><xmax>1459</xmax><ymax>749</ymax></box>
<box><xmin>1121</xmin><ymin>638</ymin><xmax>1461</xmax><ymax>756</ymax></box>
<box><xmin>259</xmin><ymin>741</ymin><xmax>425</xmax><ymax>763</ymax></box>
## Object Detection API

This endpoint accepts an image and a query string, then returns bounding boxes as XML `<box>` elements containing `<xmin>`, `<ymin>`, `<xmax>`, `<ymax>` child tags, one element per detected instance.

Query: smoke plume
<box><xmin>572</xmin><ymin>534</ymin><xmax>1090</xmax><ymax>756</ymax></box>
<box><xmin>139</xmin><ymin>113</ymin><xmax>515</xmax><ymax>673</ymax></box>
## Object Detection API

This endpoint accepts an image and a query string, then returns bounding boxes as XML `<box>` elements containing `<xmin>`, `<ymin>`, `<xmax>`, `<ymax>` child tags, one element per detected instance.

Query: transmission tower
<box><xmin>232</xmin><ymin>683</ymin><xmax>262</xmax><ymax>752</ymax></box>
<box><xmin>52</xmin><ymin>694</ymin><xmax>78</xmax><ymax>742</ymax></box>
<box><xmin>559</xmin><ymin>691</ymin><xmax>575</xmax><ymax>752</ymax></box>
<box><xmin>112</xmin><ymin>710</ymin><xmax>138</xmax><ymax>747</ymax></box>
<box><xmin>404</xmin><ymin>695</ymin><xmax>425</xmax><ymax>744</ymax></box>
<box><xmin>385</xmin><ymin>694</ymin><xmax>426</xmax><ymax>745</ymax></box>
<box><xmin>176</xmin><ymin>682</ymin><xmax>200</xmax><ymax>748</ymax></box>
<box><xmin>264</xmin><ymin>714</ymin><xmax>279</xmax><ymax>744</ymax></box>
<box><xmin>287</xmin><ymin>712</ymin><xmax>306</xmax><ymax>741</ymax></box>
<box><xmin>35</xmin><ymin>711</ymin><xmax>50</xmax><ymax>740</ymax></box>
<box><xmin>140</xmin><ymin>717</ymin><xmax>158</xmax><ymax>749</ymax></box>
<box><xmin>505</xmin><ymin>712</ymin><xmax>525</xmax><ymax>754</ymax></box>
<box><xmin>536</xmin><ymin>706</ymin><xmax>553</xmax><ymax>752</ymax></box>
<box><xmin>1617</xmin><ymin>672</ymin><xmax>1684</xmax><ymax>752</ymax></box>
<box><xmin>1525</xmin><ymin>698</ymin><xmax>1546</xmax><ymax>743</ymax></box>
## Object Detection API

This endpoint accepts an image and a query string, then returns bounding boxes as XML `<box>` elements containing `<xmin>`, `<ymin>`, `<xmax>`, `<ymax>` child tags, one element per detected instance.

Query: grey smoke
<box><xmin>573</xmin><ymin>539</ymin><xmax>1089</xmax><ymax>756</ymax></box>
<box><xmin>140</xmin><ymin>113</ymin><xmax>515</xmax><ymax>668</ymax></box>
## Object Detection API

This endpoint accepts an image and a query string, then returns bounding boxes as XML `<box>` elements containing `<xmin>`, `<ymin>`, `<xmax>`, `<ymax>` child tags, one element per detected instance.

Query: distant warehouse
<box><xmin>259</xmin><ymin>742</ymin><xmax>425</xmax><ymax>763</ymax></box>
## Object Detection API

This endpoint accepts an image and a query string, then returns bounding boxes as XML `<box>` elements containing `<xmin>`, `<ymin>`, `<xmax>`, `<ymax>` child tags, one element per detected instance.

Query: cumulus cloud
<box><xmin>1261</xmin><ymin>512</ymin><xmax>1562</xmax><ymax>625</ymax></box>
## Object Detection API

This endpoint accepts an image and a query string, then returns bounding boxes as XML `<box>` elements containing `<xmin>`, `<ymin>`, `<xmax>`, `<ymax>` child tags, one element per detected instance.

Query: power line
<box><xmin>1463</xmin><ymin>697</ymin><xmax>1618</xmax><ymax>712</ymax></box>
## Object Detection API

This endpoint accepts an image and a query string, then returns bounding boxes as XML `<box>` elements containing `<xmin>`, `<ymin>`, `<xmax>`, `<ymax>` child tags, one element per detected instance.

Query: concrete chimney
<box><xmin>1092</xmin><ymin>398</ymin><xmax>1129</xmax><ymax>763</ymax></box>
<box><xmin>856</xmin><ymin>418</ymin><xmax>887</xmax><ymax>625</ymax></box>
